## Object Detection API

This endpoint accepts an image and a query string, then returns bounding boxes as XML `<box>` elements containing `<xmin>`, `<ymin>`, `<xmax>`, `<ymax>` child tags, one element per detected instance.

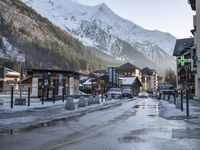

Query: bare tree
<box><xmin>164</xmin><ymin>69</ymin><xmax>176</xmax><ymax>87</ymax></box>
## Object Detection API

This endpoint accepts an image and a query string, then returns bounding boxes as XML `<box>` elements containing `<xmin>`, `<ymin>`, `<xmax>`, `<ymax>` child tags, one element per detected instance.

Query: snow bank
<box><xmin>0</xmin><ymin>116</ymin><xmax>39</xmax><ymax>126</ymax></box>
<box><xmin>159</xmin><ymin>100</ymin><xmax>185</xmax><ymax>118</ymax></box>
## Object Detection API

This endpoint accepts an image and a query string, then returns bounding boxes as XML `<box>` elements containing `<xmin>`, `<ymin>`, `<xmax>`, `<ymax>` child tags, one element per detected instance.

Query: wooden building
<box><xmin>119</xmin><ymin>76</ymin><xmax>142</xmax><ymax>96</ymax></box>
<box><xmin>0</xmin><ymin>67</ymin><xmax>20</xmax><ymax>92</ymax></box>
<box><xmin>117</xmin><ymin>63</ymin><xmax>141</xmax><ymax>80</ymax></box>
<box><xmin>25</xmin><ymin>68</ymin><xmax>80</xmax><ymax>99</ymax></box>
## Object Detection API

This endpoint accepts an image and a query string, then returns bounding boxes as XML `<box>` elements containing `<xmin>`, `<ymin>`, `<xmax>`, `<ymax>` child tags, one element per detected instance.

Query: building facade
<box><xmin>173</xmin><ymin>38</ymin><xmax>196</xmax><ymax>96</ymax></box>
<box><xmin>0</xmin><ymin>67</ymin><xmax>20</xmax><ymax>92</ymax></box>
<box><xmin>189</xmin><ymin>0</ymin><xmax>200</xmax><ymax>99</ymax></box>
<box><xmin>119</xmin><ymin>76</ymin><xmax>142</xmax><ymax>96</ymax></box>
<box><xmin>141</xmin><ymin>67</ymin><xmax>158</xmax><ymax>92</ymax></box>
<box><xmin>117</xmin><ymin>63</ymin><xmax>141</xmax><ymax>80</ymax></box>
<box><xmin>25</xmin><ymin>68</ymin><xmax>80</xmax><ymax>98</ymax></box>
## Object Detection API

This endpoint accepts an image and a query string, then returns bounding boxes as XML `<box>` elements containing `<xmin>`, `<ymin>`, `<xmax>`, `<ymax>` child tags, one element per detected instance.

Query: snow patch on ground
<box><xmin>159</xmin><ymin>100</ymin><xmax>185</xmax><ymax>118</ymax></box>
<box><xmin>0</xmin><ymin>116</ymin><xmax>39</xmax><ymax>126</ymax></box>
<box><xmin>0</xmin><ymin>97</ymin><xmax>80</xmax><ymax>113</ymax></box>
<box><xmin>0</xmin><ymin>95</ymin><xmax>136</xmax><ymax>128</ymax></box>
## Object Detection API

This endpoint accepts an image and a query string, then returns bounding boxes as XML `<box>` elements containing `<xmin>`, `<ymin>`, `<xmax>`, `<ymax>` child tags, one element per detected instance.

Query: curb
<box><xmin>0</xmin><ymin>98</ymin><xmax>136</xmax><ymax>134</ymax></box>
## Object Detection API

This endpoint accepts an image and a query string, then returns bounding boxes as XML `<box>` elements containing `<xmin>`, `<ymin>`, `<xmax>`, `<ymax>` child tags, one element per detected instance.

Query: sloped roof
<box><xmin>121</xmin><ymin>77</ymin><xmax>136</xmax><ymax>85</ymax></box>
<box><xmin>82</xmin><ymin>78</ymin><xmax>96</xmax><ymax>86</ymax></box>
<box><xmin>142</xmin><ymin>67</ymin><xmax>153</xmax><ymax>76</ymax></box>
<box><xmin>26</xmin><ymin>68</ymin><xmax>81</xmax><ymax>76</ymax></box>
<box><xmin>93</xmin><ymin>69</ymin><xmax>107</xmax><ymax>74</ymax></box>
<box><xmin>117</xmin><ymin>63</ymin><xmax>140</xmax><ymax>70</ymax></box>
<box><xmin>189</xmin><ymin>0</ymin><xmax>196</xmax><ymax>10</ymax></box>
<box><xmin>120</xmin><ymin>77</ymin><xmax>142</xmax><ymax>86</ymax></box>
<box><xmin>173</xmin><ymin>38</ymin><xmax>194</xmax><ymax>56</ymax></box>
<box><xmin>5</xmin><ymin>68</ymin><xmax>20</xmax><ymax>77</ymax></box>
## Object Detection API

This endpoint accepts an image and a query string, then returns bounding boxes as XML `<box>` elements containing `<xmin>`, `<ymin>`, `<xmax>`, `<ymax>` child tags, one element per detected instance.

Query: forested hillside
<box><xmin>0</xmin><ymin>0</ymin><xmax>106</xmax><ymax>72</ymax></box>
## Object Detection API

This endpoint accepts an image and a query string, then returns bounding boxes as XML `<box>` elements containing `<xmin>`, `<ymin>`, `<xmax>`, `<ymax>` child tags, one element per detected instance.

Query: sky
<box><xmin>77</xmin><ymin>0</ymin><xmax>195</xmax><ymax>38</ymax></box>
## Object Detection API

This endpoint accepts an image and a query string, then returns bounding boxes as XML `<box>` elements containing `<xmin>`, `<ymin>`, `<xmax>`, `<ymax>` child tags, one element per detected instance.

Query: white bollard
<box><xmin>65</xmin><ymin>97</ymin><xmax>75</xmax><ymax>110</ymax></box>
<box><xmin>78</xmin><ymin>96</ymin><xmax>87</xmax><ymax>107</ymax></box>
<box><xmin>87</xmin><ymin>96</ymin><xmax>94</xmax><ymax>105</ymax></box>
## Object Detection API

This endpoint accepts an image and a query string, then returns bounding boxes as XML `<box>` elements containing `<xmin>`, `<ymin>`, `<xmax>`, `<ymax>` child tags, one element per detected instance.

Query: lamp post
<box><xmin>17</xmin><ymin>52</ymin><xmax>25</xmax><ymax>99</ymax></box>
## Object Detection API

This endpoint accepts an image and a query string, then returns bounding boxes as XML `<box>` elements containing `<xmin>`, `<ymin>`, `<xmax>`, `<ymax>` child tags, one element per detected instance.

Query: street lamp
<box><xmin>16</xmin><ymin>52</ymin><xmax>25</xmax><ymax>99</ymax></box>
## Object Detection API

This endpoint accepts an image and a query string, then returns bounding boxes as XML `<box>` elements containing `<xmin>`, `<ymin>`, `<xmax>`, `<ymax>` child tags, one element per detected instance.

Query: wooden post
<box><xmin>28</xmin><ymin>87</ymin><xmax>30</xmax><ymax>106</ymax></box>
<box><xmin>41</xmin><ymin>86</ymin><xmax>44</xmax><ymax>105</ymax></box>
<box><xmin>11</xmin><ymin>86</ymin><xmax>14</xmax><ymax>109</ymax></box>
<box><xmin>186</xmin><ymin>90</ymin><xmax>189</xmax><ymax>116</ymax></box>
<box><xmin>53</xmin><ymin>87</ymin><xmax>55</xmax><ymax>104</ymax></box>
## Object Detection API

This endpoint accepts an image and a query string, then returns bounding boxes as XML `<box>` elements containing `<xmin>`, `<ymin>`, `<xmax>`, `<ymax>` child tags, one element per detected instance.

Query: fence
<box><xmin>0</xmin><ymin>86</ymin><xmax>93</xmax><ymax>109</ymax></box>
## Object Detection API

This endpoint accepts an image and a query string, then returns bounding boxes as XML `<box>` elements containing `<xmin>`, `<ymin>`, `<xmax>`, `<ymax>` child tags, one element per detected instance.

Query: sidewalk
<box><xmin>0</xmin><ymin>96</ymin><xmax>136</xmax><ymax>133</ymax></box>
<box><xmin>159</xmin><ymin>96</ymin><xmax>200</xmax><ymax>124</ymax></box>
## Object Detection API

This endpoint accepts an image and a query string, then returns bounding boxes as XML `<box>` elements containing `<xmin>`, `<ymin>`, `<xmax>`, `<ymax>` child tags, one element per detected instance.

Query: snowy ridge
<box><xmin>21</xmin><ymin>0</ymin><xmax>176</xmax><ymax>71</ymax></box>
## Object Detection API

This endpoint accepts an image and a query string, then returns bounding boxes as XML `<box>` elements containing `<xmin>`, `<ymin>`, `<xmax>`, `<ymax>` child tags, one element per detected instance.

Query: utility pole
<box><xmin>20</xmin><ymin>63</ymin><xmax>22</xmax><ymax>99</ymax></box>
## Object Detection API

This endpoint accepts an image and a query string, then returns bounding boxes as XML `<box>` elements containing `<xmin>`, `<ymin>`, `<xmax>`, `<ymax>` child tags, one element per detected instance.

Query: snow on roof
<box><xmin>82</xmin><ymin>78</ymin><xmax>96</xmax><ymax>85</ymax></box>
<box><xmin>5</xmin><ymin>68</ymin><xmax>20</xmax><ymax>77</ymax></box>
<box><xmin>120</xmin><ymin>77</ymin><xmax>137</xmax><ymax>85</ymax></box>
<box><xmin>80</xmin><ymin>76</ymin><xmax>89</xmax><ymax>81</ymax></box>
<box><xmin>6</xmin><ymin>71</ymin><xmax>20</xmax><ymax>77</ymax></box>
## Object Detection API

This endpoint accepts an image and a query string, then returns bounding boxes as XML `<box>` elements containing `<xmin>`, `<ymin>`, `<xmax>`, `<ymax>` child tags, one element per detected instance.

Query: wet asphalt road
<box><xmin>0</xmin><ymin>98</ymin><xmax>200</xmax><ymax>150</ymax></box>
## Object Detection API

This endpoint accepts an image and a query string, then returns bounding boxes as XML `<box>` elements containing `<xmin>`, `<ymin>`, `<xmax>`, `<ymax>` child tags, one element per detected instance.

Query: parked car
<box><xmin>122</xmin><ymin>88</ymin><xmax>133</xmax><ymax>98</ymax></box>
<box><xmin>153</xmin><ymin>90</ymin><xmax>159</xmax><ymax>98</ymax></box>
<box><xmin>138</xmin><ymin>91</ymin><xmax>149</xmax><ymax>98</ymax></box>
<box><xmin>158</xmin><ymin>83</ymin><xmax>174</xmax><ymax>99</ymax></box>
<box><xmin>107</xmin><ymin>88</ymin><xmax>122</xmax><ymax>99</ymax></box>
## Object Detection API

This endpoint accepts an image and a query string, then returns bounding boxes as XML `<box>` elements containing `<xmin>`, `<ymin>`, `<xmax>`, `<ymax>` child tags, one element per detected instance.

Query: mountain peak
<box><xmin>97</xmin><ymin>2</ymin><xmax>111</xmax><ymax>12</ymax></box>
<box><xmin>100</xmin><ymin>2</ymin><xmax>107</xmax><ymax>7</ymax></box>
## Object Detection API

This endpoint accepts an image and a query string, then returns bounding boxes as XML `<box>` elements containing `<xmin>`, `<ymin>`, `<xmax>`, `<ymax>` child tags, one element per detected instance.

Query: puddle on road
<box><xmin>133</xmin><ymin>103</ymin><xmax>161</xmax><ymax>118</ymax></box>
<box><xmin>0</xmin><ymin>114</ymin><xmax>84</xmax><ymax>136</ymax></box>
<box><xmin>119</xmin><ymin>128</ymin><xmax>147</xmax><ymax>143</ymax></box>
<box><xmin>148</xmin><ymin>114</ymin><xmax>156</xmax><ymax>117</ymax></box>
<box><xmin>172</xmin><ymin>128</ymin><xmax>200</xmax><ymax>139</ymax></box>
<box><xmin>119</xmin><ymin>135</ymin><xmax>146</xmax><ymax>143</ymax></box>
<box><xmin>133</xmin><ymin>104</ymin><xmax>146</xmax><ymax>110</ymax></box>
<box><xmin>133</xmin><ymin>105</ymin><xmax>141</xmax><ymax>108</ymax></box>
<box><xmin>0</xmin><ymin>102</ymin><xmax>125</xmax><ymax>136</ymax></box>
<box><xmin>109</xmin><ymin>110</ymin><xmax>136</xmax><ymax>124</ymax></box>
<box><xmin>0</xmin><ymin>128</ymin><xmax>19</xmax><ymax>136</ymax></box>
<box><xmin>163</xmin><ymin>116</ymin><xmax>198</xmax><ymax>120</ymax></box>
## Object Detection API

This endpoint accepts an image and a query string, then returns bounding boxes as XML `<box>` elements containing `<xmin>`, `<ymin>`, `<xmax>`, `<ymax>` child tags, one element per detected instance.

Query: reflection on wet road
<box><xmin>0</xmin><ymin>98</ymin><xmax>200</xmax><ymax>150</ymax></box>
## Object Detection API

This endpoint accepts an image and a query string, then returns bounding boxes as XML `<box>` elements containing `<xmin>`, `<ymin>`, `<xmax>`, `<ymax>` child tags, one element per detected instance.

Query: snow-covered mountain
<box><xmin>21</xmin><ymin>0</ymin><xmax>176</xmax><ymax>72</ymax></box>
